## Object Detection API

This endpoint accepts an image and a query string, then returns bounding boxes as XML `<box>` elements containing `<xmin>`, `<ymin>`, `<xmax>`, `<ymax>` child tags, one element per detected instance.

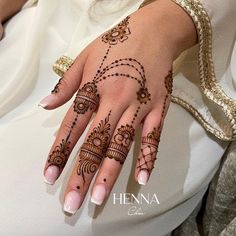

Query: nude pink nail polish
<box><xmin>38</xmin><ymin>94</ymin><xmax>55</xmax><ymax>108</ymax></box>
<box><xmin>64</xmin><ymin>191</ymin><xmax>81</xmax><ymax>214</ymax></box>
<box><xmin>44</xmin><ymin>165</ymin><xmax>60</xmax><ymax>185</ymax></box>
<box><xmin>137</xmin><ymin>170</ymin><xmax>149</xmax><ymax>185</ymax></box>
<box><xmin>91</xmin><ymin>184</ymin><xmax>106</xmax><ymax>205</ymax></box>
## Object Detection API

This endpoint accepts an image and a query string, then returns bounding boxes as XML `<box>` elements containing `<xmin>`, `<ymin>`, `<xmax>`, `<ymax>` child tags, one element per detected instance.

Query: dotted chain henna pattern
<box><xmin>137</xmin><ymin>71</ymin><xmax>173</xmax><ymax>175</ymax></box>
<box><xmin>48</xmin><ymin>16</ymin><xmax>164</xmax><ymax>186</ymax></box>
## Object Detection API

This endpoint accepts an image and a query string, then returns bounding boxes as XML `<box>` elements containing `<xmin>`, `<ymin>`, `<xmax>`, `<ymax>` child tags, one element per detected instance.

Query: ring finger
<box><xmin>90</xmin><ymin>104</ymin><xmax>147</xmax><ymax>205</ymax></box>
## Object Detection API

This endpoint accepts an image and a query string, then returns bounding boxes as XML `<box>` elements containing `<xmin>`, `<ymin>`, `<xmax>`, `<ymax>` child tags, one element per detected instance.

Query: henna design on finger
<box><xmin>48</xmin><ymin>135</ymin><xmax>71</xmax><ymax>170</ymax></box>
<box><xmin>102</xmin><ymin>16</ymin><xmax>131</xmax><ymax>45</ymax></box>
<box><xmin>51</xmin><ymin>77</ymin><xmax>63</xmax><ymax>94</ymax></box>
<box><xmin>47</xmin><ymin>111</ymin><xmax>79</xmax><ymax>170</ymax></box>
<box><xmin>77</xmin><ymin>111</ymin><xmax>112</xmax><ymax>184</ymax></box>
<box><xmin>137</xmin><ymin>126</ymin><xmax>161</xmax><ymax>174</ymax></box>
<box><xmin>137</xmin><ymin>70</ymin><xmax>173</xmax><ymax>174</ymax></box>
<box><xmin>48</xmin><ymin>16</ymin><xmax>152</xmax><ymax>178</ymax></box>
<box><xmin>106</xmin><ymin>124</ymin><xmax>135</xmax><ymax>164</ymax></box>
<box><xmin>73</xmin><ymin>82</ymin><xmax>99</xmax><ymax>114</ymax></box>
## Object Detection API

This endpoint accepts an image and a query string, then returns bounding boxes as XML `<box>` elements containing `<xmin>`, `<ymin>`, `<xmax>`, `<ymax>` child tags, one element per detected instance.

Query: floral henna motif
<box><xmin>48</xmin><ymin>136</ymin><xmax>71</xmax><ymax>170</ymax></box>
<box><xmin>73</xmin><ymin>82</ymin><xmax>100</xmax><ymax>114</ymax></box>
<box><xmin>106</xmin><ymin>124</ymin><xmax>135</xmax><ymax>164</ymax></box>
<box><xmin>77</xmin><ymin>112</ymin><xmax>111</xmax><ymax>184</ymax></box>
<box><xmin>47</xmin><ymin>112</ymin><xmax>79</xmax><ymax>171</ymax></box>
<box><xmin>137</xmin><ymin>87</ymin><xmax>151</xmax><ymax>104</ymax></box>
<box><xmin>102</xmin><ymin>16</ymin><xmax>131</xmax><ymax>45</ymax></box>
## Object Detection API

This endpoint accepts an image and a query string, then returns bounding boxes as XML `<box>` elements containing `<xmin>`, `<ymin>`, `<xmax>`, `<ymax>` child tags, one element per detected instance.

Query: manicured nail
<box><xmin>137</xmin><ymin>170</ymin><xmax>149</xmax><ymax>185</ymax></box>
<box><xmin>91</xmin><ymin>184</ymin><xmax>106</xmax><ymax>205</ymax></box>
<box><xmin>38</xmin><ymin>94</ymin><xmax>55</xmax><ymax>108</ymax></box>
<box><xmin>44</xmin><ymin>165</ymin><xmax>60</xmax><ymax>185</ymax></box>
<box><xmin>64</xmin><ymin>191</ymin><xmax>81</xmax><ymax>214</ymax></box>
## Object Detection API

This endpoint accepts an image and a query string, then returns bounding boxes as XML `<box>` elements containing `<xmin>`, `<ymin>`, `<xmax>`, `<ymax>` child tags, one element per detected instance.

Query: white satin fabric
<box><xmin>0</xmin><ymin>0</ymin><xmax>230</xmax><ymax>235</ymax></box>
<box><xmin>173</xmin><ymin>0</ymin><xmax>236</xmax><ymax>138</ymax></box>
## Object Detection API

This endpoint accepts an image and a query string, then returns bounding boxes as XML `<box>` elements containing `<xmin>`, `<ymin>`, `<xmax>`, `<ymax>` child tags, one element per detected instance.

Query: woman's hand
<box><xmin>41</xmin><ymin>0</ymin><xmax>197</xmax><ymax>214</ymax></box>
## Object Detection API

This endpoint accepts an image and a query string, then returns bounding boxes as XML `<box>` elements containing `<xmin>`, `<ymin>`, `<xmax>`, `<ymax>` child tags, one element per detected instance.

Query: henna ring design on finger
<box><xmin>137</xmin><ymin>127</ymin><xmax>161</xmax><ymax>174</ymax></box>
<box><xmin>74</xmin><ymin>82</ymin><xmax>99</xmax><ymax>114</ymax></box>
<box><xmin>106</xmin><ymin>124</ymin><xmax>135</xmax><ymax>164</ymax></box>
<box><xmin>77</xmin><ymin>111</ymin><xmax>111</xmax><ymax>184</ymax></box>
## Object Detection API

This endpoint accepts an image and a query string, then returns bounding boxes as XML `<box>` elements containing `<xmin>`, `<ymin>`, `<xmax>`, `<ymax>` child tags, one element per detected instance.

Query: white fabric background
<box><xmin>0</xmin><ymin>1</ymin><xmax>231</xmax><ymax>235</ymax></box>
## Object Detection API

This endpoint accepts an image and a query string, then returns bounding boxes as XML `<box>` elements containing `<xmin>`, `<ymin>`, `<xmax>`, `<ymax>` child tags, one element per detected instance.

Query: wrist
<box><xmin>139</xmin><ymin>0</ymin><xmax>198</xmax><ymax>59</ymax></box>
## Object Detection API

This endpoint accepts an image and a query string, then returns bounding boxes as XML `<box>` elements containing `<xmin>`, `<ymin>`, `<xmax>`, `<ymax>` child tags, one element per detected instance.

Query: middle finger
<box><xmin>63</xmin><ymin>101</ymin><xmax>127</xmax><ymax>214</ymax></box>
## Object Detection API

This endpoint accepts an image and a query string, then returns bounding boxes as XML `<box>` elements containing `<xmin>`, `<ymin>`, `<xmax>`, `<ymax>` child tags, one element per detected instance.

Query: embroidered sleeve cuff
<box><xmin>170</xmin><ymin>0</ymin><xmax>236</xmax><ymax>140</ymax></box>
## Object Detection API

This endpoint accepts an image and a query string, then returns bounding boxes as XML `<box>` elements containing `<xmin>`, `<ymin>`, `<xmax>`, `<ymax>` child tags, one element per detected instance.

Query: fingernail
<box><xmin>138</xmin><ymin>170</ymin><xmax>149</xmax><ymax>185</ymax></box>
<box><xmin>38</xmin><ymin>94</ymin><xmax>55</xmax><ymax>108</ymax></box>
<box><xmin>44</xmin><ymin>165</ymin><xmax>60</xmax><ymax>185</ymax></box>
<box><xmin>91</xmin><ymin>184</ymin><xmax>106</xmax><ymax>205</ymax></box>
<box><xmin>64</xmin><ymin>191</ymin><xmax>81</xmax><ymax>214</ymax></box>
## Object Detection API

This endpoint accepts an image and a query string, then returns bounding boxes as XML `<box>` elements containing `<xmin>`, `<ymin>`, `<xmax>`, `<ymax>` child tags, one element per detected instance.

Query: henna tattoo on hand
<box><xmin>162</xmin><ymin>70</ymin><xmax>173</xmax><ymax>118</ymax></box>
<box><xmin>48</xmin><ymin>136</ymin><xmax>71</xmax><ymax>170</ymax></box>
<box><xmin>47</xmin><ymin>111</ymin><xmax>79</xmax><ymax>170</ymax></box>
<box><xmin>137</xmin><ymin>87</ymin><xmax>151</xmax><ymax>104</ymax></box>
<box><xmin>48</xmin><ymin>16</ymin><xmax>152</xmax><ymax>184</ymax></box>
<box><xmin>74</xmin><ymin>82</ymin><xmax>99</xmax><ymax>114</ymax></box>
<box><xmin>137</xmin><ymin>127</ymin><xmax>161</xmax><ymax>174</ymax></box>
<box><xmin>106</xmin><ymin>124</ymin><xmax>135</xmax><ymax>164</ymax></box>
<box><xmin>77</xmin><ymin>111</ymin><xmax>112</xmax><ymax>184</ymax></box>
<box><xmin>102</xmin><ymin>16</ymin><xmax>131</xmax><ymax>45</ymax></box>
<box><xmin>138</xmin><ymin>70</ymin><xmax>173</xmax><ymax>174</ymax></box>
<box><xmin>164</xmin><ymin>70</ymin><xmax>173</xmax><ymax>94</ymax></box>
<box><xmin>51</xmin><ymin>77</ymin><xmax>63</xmax><ymax>94</ymax></box>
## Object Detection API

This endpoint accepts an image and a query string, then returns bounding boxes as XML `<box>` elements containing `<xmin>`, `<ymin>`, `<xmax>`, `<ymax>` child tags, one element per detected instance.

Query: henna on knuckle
<box><xmin>73</xmin><ymin>82</ymin><xmax>100</xmax><ymax>115</ymax></box>
<box><xmin>102</xmin><ymin>16</ymin><xmax>131</xmax><ymax>45</ymax></box>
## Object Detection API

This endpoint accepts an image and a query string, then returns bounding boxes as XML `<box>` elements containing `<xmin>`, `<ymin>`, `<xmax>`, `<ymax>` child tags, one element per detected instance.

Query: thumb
<box><xmin>39</xmin><ymin>49</ymin><xmax>88</xmax><ymax>110</ymax></box>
